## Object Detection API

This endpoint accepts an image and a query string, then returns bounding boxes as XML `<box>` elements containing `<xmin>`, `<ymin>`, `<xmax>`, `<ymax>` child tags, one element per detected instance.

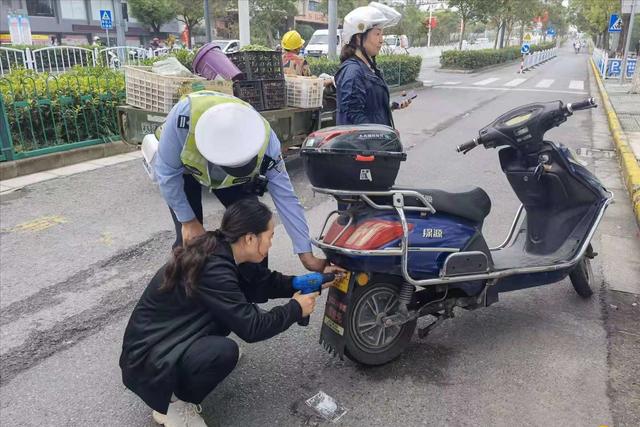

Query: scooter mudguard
<box><xmin>319</xmin><ymin>272</ymin><xmax>356</xmax><ymax>359</ymax></box>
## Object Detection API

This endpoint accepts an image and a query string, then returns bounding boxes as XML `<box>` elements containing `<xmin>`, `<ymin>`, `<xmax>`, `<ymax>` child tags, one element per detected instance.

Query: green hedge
<box><xmin>440</xmin><ymin>42</ymin><xmax>556</xmax><ymax>70</ymax></box>
<box><xmin>307</xmin><ymin>55</ymin><xmax>423</xmax><ymax>86</ymax></box>
<box><xmin>0</xmin><ymin>67</ymin><xmax>124</xmax><ymax>155</ymax></box>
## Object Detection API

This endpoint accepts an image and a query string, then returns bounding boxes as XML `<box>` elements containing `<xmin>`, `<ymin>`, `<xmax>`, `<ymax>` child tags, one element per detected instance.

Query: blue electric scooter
<box><xmin>311</xmin><ymin>99</ymin><xmax>612</xmax><ymax>366</ymax></box>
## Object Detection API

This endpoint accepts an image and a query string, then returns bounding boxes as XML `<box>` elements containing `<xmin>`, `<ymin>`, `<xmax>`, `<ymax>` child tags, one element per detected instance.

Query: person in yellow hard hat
<box><xmin>281</xmin><ymin>30</ymin><xmax>312</xmax><ymax>77</ymax></box>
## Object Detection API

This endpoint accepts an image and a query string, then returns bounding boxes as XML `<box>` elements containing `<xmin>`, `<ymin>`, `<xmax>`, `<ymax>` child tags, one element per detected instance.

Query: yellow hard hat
<box><xmin>282</xmin><ymin>30</ymin><xmax>305</xmax><ymax>50</ymax></box>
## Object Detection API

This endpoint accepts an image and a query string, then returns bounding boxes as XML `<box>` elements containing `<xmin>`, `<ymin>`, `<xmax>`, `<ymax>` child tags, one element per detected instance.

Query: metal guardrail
<box><xmin>519</xmin><ymin>48</ymin><xmax>558</xmax><ymax>73</ymax></box>
<box><xmin>591</xmin><ymin>47</ymin><xmax>637</xmax><ymax>79</ymax></box>
<box><xmin>0</xmin><ymin>46</ymin><xmax>189</xmax><ymax>76</ymax></box>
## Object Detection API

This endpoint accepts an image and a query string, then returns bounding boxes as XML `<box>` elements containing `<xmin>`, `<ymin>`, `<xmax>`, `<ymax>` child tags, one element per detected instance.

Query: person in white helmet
<box><xmin>335</xmin><ymin>2</ymin><xmax>411</xmax><ymax>127</ymax></box>
<box><xmin>148</xmin><ymin>90</ymin><xmax>327</xmax><ymax>273</ymax></box>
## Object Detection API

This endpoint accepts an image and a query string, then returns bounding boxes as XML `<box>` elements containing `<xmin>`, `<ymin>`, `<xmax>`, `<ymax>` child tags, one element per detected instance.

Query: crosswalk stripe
<box><xmin>569</xmin><ymin>80</ymin><xmax>584</xmax><ymax>90</ymax></box>
<box><xmin>504</xmin><ymin>78</ymin><xmax>527</xmax><ymax>87</ymax></box>
<box><xmin>536</xmin><ymin>79</ymin><xmax>554</xmax><ymax>88</ymax></box>
<box><xmin>442</xmin><ymin>81</ymin><xmax>461</xmax><ymax>85</ymax></box>
<box><xmin>473</xmin><ymin>77</ymin><xmax>500</xmax><ymax>86</ymax></box>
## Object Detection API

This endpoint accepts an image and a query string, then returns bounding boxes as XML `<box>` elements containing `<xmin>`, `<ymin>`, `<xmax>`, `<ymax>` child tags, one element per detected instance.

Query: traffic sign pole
<box><xmin>621</xmin><ymin>0</ymin><xmax>637</xmax><ymax>84</ymax></box>
<box><xmin>106</xmin><ymin>28</ymin><xmax>109</xmax><ymax>47</ymax></box>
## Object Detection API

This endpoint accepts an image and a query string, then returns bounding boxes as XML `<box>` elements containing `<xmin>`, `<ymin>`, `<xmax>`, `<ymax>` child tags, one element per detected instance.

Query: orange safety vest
<box><xmin>282</xmin><ymin>51</ymin><xmax>311</xmax><ymax>77</ymax></box>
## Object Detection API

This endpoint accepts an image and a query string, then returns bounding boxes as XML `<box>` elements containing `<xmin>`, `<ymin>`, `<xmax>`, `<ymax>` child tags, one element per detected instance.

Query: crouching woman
<box><xmin>119</xmin><ymin>199</ymin><xmax>320</xmax><ymax>426</ymax></box>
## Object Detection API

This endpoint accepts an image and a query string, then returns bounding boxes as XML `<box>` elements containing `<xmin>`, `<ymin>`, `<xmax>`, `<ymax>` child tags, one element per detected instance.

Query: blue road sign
<box><xmin>521</xmin><ymin>44</ymin><xmax>530</xmax><ymax>55</ymax></box>
<box><xmin>546</xmin><ymin>28</ymin><xmax>556</xmax><ymax>36</ymax></box>
<box><xmin>100</xmin><ymin>9</ymin><xmax>113</xmax><ymax>30</ymax></box>
<box><xmin>608</xmin><ymin>14</ymin><xmax>622</xmax><ymax>33</ymax></box>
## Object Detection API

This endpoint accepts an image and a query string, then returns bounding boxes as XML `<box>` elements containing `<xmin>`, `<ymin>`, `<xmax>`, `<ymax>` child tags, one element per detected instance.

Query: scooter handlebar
<box><xmin>456</xmin><ymin>138</ymin><xmax>479</xmax><ymax>154</ymax></box>
<box><xmin>566</xmin><ymin>98</ymin><xmax>597</xmax><ymax>113</ymax></box>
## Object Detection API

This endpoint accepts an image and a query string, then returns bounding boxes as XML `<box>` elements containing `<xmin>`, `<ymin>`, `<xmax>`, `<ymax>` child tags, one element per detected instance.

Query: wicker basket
<box><xmin>285</xmin><ymin>75</ymin><xmax>324</xmax><ymax>109</ymax></box>
<box><xmin>124</xmin><ymin>66</ymin><xmax>204</xmax><ymax>113</ymax></box>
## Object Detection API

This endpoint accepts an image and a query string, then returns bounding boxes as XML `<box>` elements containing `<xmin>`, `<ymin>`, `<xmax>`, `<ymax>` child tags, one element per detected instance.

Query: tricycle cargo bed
<box><xmin>117</xmin><ymin>104</ymin><xmax>330</xmax><ymax>154</ymax></box>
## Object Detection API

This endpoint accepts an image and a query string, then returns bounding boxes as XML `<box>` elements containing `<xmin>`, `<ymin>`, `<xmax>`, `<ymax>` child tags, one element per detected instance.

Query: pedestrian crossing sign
<box><xmin>100</xmin><ymin>9</ymin><xmax>113</xmax><ymax>30</ymax></box>
<box><xmin>608</xmin><ymin>14</ymin><xmax>622</xmax><ymax>33</ymax></box>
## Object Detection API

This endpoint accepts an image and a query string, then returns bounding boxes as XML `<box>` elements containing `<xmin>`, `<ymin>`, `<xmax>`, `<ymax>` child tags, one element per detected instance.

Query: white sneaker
<box><xmin>152</xmin><ymin>400</ymin><xmax>208</xmax><ymax>427</ymax></box>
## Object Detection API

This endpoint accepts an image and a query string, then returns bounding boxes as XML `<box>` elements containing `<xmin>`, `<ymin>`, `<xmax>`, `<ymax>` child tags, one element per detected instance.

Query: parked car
<box><xmin>381</xmin><ymin>34</ymin><xmax>409</xmax><ymax>54</ymax></box>
<box><xmin>210</xmin><ymin>39</ymin><xmax>240</xmax><ymax>54</ymax></box>
<box><xmin>305</xmin><ymin>29</ymin><xmax>342</xmax><ymax>57</ymax></box>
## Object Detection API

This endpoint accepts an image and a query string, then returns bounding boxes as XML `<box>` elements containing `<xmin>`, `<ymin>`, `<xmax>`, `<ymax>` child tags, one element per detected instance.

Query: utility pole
<box><xmin>204</xmin><ymin>0</ymin><xmax>212</xmax><ymax>42</ymax></box>
<box><xmin>427</xmin><ymin>9</ymin><xmax>432</xmax><ymax>48</ymax></box>
<box><xmin>620</xmin><ymin>0</ymin><xmax>637</xmax><ymax>84</ymax></box>
<box><xmin>238</xmin><ymin>0</ymin><xmax>250</xmax><ymax>47</ymax></box>
<box><xmin>328</xmin><ymin>0</ymin><xmax>338</xmax><ymax>59</ymax></box>
<box><xmin>113</xmin><ymin>0</ymin><xmax>126</xmax><ymax>47</ymax></box>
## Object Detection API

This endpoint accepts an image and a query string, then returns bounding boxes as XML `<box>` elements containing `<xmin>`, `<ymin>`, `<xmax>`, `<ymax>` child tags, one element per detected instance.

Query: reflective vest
<box><xmin>179</xmin><ymin>91</ymin><xmax>271</xmax><ymax>190</ymax></box>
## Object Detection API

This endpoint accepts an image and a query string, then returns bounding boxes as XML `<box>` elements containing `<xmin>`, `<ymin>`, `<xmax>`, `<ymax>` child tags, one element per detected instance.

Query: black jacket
<box><xmin>119</xmin><ymin>241</ymin><xmax>302</xmax><ymax>413</ymax></box>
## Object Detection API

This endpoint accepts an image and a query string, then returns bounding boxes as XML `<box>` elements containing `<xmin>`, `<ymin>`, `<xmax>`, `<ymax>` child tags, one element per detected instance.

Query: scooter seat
<box><xmin>392</xmin><ymin>186</ymin><xmax>492</xmax><ymax>223</ymax></box>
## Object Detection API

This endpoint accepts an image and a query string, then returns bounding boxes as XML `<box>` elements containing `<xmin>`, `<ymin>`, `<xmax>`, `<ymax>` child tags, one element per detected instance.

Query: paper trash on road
<box><xmin>305</xmin><ymin>391</ymin><xmax>347</xmax><ymax>423</ymax></box>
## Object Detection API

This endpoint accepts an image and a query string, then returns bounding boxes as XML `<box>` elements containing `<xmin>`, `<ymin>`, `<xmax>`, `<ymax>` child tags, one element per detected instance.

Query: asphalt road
<box><xmin>1</xmin><ymin>45</ymin><xmax>637</xmax><ymax>426</ymax></box>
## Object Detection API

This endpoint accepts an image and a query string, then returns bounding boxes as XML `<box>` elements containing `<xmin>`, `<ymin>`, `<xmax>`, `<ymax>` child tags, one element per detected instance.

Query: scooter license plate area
<box><xmin>319</xmin><ymin>272</ymin><xmax>355</xmax><ymax>358</ymax></box>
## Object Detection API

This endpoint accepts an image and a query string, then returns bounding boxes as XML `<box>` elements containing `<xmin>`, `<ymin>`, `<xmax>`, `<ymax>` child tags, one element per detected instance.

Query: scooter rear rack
<box><xmin>312</xmin><ymin>187</ymin><xmax>613</xmax><ymax>288</ymax></box>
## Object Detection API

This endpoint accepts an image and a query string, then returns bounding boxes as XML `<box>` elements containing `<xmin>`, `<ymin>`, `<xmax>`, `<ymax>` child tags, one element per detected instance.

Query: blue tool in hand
<box><xmin>293</xmin><ymin>272</ymin><xmax>336</xmax><ymax>326</ymax></box>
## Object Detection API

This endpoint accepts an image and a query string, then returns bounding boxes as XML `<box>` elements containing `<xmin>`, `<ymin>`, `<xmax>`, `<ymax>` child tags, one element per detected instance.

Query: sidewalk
<box><xmin>604</xmin><ymin>80</ymin><xmax>640</xmax><ymax>159</ymax></box>
<box><xmin>590</xmin><ymin>58</ymin><xmax>640</xmax><ymax>226</ymax></box>
<box><xmin>0</xmin><ymin>151</ymin><xmax>143</xmax><ymax>194</ymax></box>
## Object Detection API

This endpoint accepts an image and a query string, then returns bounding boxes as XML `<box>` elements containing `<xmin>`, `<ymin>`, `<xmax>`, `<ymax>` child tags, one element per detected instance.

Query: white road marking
<box><xmin>434</xmin><ymin>85</ymin><xmax>588</xmax><ymax>95</ymax></box>
<box><xmin>569</xmin><ymin>80</ymin><xmax>584</xmax><ymax>90</ymax></box>
<box><xmin>535</xmin><ymin>79</ymin><xmax>555</xmax><ymax>88</ymax></box>
<box><xmin>473</xmin><ymin>77</ymin><xmax>500</xmax><ymax>86</ymax></box>
<box><xmin>504</xmin><ymin>78</ymin><xmax>527</xmax><ymax>87</ymax></box>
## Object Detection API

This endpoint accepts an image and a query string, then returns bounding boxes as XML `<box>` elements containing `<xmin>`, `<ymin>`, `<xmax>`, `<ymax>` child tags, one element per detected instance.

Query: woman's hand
<box><xmin>298</xmin><ymin>252</ymin><xmax>328</xmax><ymax>272</ymax></box>
<box><xmin>181</xmin><ymin>219</ymin><xmax>206</xmax><ymax>244</ymax></box>
<box><xmin>292</xmin><ymin>291</ymin><xmax>319</xmax><ymax>317</ymax></box>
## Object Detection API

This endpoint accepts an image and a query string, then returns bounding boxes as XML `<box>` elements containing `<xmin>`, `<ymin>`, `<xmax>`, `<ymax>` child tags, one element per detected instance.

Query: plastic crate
<box><xmin>228</xmin><ymin>51</ymin><xmax>284</xmax><ymax>80</ymax></box>
<box><xmin>261</xmin><ymin>79</ymin><xmax>286</xmax><ymax>111</ymax></box>
<box><xmin>233</xmin><ymin>80</ymin><xmax>264</xmax><ymax>111</ymax></box>
<box><xmin>285</xmin><ymin>76</ymin><xmax>324</xmax><ymax>108</ymax></box>
<box><xmin>124</xmin><ymin>66</ymin><xmax>203</xmax><ymax>113</ymax></box>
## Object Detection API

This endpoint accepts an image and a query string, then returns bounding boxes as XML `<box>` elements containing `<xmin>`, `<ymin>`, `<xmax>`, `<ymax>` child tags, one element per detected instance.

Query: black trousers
<box><xmin>169</xmin><ymin>174</ymin><xmax>259</xmax><ymax>249</ymax></box>
<box><xmin>173</xmin><ymin>335</ymin><xmax>239</xmax><ymax>405</ymax></box>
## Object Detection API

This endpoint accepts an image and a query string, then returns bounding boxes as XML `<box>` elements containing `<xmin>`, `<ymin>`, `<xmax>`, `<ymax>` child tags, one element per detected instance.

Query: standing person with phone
<box><xmin>335</xmin><ymin>2</ymin><xmax>413</xmax><ymax>127</ymax></box>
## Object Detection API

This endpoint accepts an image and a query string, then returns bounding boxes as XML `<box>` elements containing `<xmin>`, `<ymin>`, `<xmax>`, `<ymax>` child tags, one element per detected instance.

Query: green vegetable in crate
<box><xmin>239</xmin><ymin>44</ymin><xmax>274</xmax><ymax>52</ymax></box>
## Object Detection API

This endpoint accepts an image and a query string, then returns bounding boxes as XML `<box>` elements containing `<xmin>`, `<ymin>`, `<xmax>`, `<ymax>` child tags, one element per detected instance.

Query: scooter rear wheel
<box><xmin>569</xmin><ymin>247</ymin><xmax>594</xmax><ymax>298</ymax></box>
<box><xmin>344</xmin><ymin>281</ymin><xmax>416</xmax><ymax>366</ymax></box>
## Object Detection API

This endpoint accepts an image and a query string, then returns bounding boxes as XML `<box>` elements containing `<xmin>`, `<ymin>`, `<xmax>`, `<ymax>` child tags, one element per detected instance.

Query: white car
<box><xmin>305</xmin><ymin>29</ymin><xmax>342</xmax><ymax>57</ymax></box>
<box><xmin>211</xmin><ymin>39</ymin><xmax>240</xmax><ymax>54</ymax></box>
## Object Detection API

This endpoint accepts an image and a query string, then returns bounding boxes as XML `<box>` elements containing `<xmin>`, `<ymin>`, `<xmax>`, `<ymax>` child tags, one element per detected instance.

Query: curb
<box><xmin>589</xmin><ymin>58</ymin><xmax>640</xmax><ymax>226</ymax></box>
<box><xmin>0</xmin><ymin>140</ymin><xmax>137</xmax><ymax>181</ymax></box>
<box><xmin>389</xmin><ymin>81</ymin><xmax>425</xmax><ymax>93</ymax></box>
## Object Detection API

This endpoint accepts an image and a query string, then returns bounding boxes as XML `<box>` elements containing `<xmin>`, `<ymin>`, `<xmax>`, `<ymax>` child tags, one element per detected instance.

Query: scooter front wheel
<box><xmin>570</xmin><ymin>246</ymin><xmax>594</xmax><ymax>298</ymax></box>
<box><xmin>344</xmin><ymin>281</ymin><xmax>416</xmax><ymax>366</ymax></box>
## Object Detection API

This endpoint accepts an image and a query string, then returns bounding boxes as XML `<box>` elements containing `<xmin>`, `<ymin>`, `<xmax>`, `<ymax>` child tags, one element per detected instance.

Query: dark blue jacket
<box><xmin>335</xmin><ymin>57</ymin><xmax>393</xmax><ymax>127</ymax></box>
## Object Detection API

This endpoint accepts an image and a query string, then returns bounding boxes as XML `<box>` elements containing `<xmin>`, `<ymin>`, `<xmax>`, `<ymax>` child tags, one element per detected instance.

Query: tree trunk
<box><xmin>186</xmin><ymin>24</ymin><xmax>192</xmax><ymax>48</ymax></box>
<box><xmin>519</xmin><ymin>21</ymin><xmax>525</xmax><ymax>45</ymax></box>
<box><xmin>494</xmin><ymin>24</ymin><xmax>500</xmax><ymax>49</ymax></box>
<box><xmin>499</xmin><ymin>20</ymin><xmax>506</xmax><ymax>48</ymax></box>
<box><xmin>458</xmin><ymin>18</ymin><xmax>466</xmax><ymax>50</ymax></box>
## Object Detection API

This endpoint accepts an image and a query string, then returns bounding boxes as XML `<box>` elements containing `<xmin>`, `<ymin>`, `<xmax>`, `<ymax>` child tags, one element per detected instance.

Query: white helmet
<box><xmin>195</xmin><ymin>102</ymin><xmax>267</xmax><ymax>167</ymax></box>
<box><xmin>342</xmin><ymin>2</ymin><xmax>401</xmax><ymax>47</ymax></box>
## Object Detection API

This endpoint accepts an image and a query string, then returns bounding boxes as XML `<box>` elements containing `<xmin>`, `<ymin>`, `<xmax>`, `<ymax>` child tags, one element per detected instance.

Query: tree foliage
<box><xmin>176</xmin><ymin>1</ymin><xmax>205</xmax><ymax>48</ymax></box>
<box><xmin>127</xmin><ymin>0</ymin><xmax>176</xmax><ymax>34</ymax></box>
<box><xmin>250</xmin><ymin>0</ymin><xmax>298</xmax><ymax>47</ymax></box>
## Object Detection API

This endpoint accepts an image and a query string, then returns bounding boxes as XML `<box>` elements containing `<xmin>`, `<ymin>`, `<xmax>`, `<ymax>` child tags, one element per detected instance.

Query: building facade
<box><xmin>0</xmin><ymin>0</ymin><xmax>180</xmax><ymax>46</ymax></box>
